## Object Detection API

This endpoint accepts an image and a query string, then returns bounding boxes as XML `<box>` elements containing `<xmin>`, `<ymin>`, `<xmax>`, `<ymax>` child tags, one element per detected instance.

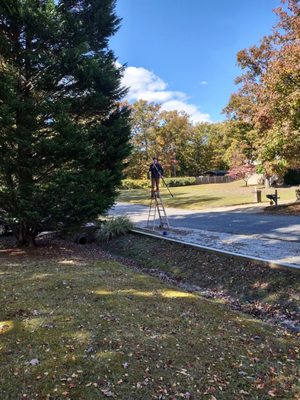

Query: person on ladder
<box><xmin>148</xmin><ymin>157</ymin><xmax>164</xmax><ymax>198</ymax></box>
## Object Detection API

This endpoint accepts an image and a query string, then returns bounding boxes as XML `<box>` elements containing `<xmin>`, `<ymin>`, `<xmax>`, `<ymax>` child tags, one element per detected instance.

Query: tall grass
<box><xmin>96</xmin><ymin>216</ymin><xmax>133</xmax><ymax>241</ymax></box>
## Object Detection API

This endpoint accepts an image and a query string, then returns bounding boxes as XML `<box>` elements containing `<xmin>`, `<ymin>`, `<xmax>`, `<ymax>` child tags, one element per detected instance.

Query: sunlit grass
<box><xmin>95</xmin><ymin>288</ymin><xmax>197</xmax><ymax>298</ymax></box>
<box><xmin>103</xmin><ymin>233</ymin><xmax>300</xmax><ymax>315</ymax></box>
<box><xmin>95</xmin><ymin>288</ymin><xmax>154</xmax><ymax>297</ymax></box>
<box><xmin>118</xmin><ymin>180</ymin><xmax>298</xmax><ymax>209</ymax></box>
<box><xmin>0</xmin><ymin>258</ymin><xmax>299</xmax><ymax>399</ymax></box>
<box><xmin>0</xmin><ymin>320</ymin><xmax>14</xmax><ymax>335</ymax></box>
<box><xmin>161</xmin><ymin>289</ymin><xmax>197</xmax><ymax>298</ymax></box>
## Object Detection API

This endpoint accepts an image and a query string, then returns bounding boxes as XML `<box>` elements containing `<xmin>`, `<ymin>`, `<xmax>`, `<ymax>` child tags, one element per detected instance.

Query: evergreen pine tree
<box><xmin>0</xmin><ymin>0</ymin><xmax>131</xmax><ymax>245</ymax></box>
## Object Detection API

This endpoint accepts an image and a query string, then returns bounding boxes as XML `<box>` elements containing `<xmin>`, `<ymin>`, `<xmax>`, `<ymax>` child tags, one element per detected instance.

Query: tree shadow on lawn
<box><xmin>0</xmin><ymin>259</ymin><xmax>299</xmax><ymax>399</ymax></box>
<box><xmin>118</xmin><ymin>189</ymin><xmax>149</xmax><ymax>202</ymax></box>
<box><xmin>118</xmin><ymin>189</ymin><xmax>224</xmax><ymax>206</ymax></box>
<box><xmin>117</xmin><ymin>195</ymin><xmax>223</xmax><ymax>210</ymax></box>
<box><xmin>164</xmin><ymin>196</ymin><xmax>222</xmax><ymax>208</ymax></box>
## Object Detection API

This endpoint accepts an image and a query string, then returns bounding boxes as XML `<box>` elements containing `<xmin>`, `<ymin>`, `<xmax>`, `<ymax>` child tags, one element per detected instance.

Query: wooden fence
<box><xmin>195</xmin><ymin>175</ymin><xmax>236</xmax><ymax>184</ymax></box>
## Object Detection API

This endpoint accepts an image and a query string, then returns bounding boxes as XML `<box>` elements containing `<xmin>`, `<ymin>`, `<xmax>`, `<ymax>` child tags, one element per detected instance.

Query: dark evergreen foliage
<box><xmin>284</xmin><ymin>169</ymin><xmax>300</xmax><ymax>186</ymax></box>
<box><xmin>0</xmin><ymin>0</ymin><xmax>131</xmax><ymax>245</ymax></box>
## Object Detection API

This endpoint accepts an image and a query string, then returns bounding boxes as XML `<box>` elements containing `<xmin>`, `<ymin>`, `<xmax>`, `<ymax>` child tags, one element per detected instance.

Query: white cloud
<box><xmin>200</xmin><ymin>81</ymin><xmax>208</xmax><ymax>85</ymax></box>
<box><xmin>123</xmin><ymin>66</ymin><xmax>167</xmax><ymax>95</ymax></box>
<box><xmin>161</xmin><ymin>100</ymin><xmax>211</xmax><ymax>124</ymax></box>
<box><xmin>121</xmin><ymin>65</ymin><xmax>211</xmax><ymax>123</ymax></box>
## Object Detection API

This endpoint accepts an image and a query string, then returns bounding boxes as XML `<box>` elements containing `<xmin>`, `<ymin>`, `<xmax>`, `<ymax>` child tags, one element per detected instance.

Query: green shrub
<box><xmin>164</xmin><ymin>177</ymin><xmax>197</xmax><ymax>187</ymax></box>
<box><xmin>120</xmin><ymin>179</ymin><xmax>149</xmax><ymax>190</ymax></box>
<box><xmin>96</xmin><ymin>216</ymin><xmax>133</xmax><ymax>241</ymax></box>
<box><xmin>120</xmin><ymin>176</ymin><xmax>196</xmax><ymax>190</ymax></box>
<box><xmin>120</xmin><ymin>177</ymin><xmax>197</xmax><ymax>189</ymax></box>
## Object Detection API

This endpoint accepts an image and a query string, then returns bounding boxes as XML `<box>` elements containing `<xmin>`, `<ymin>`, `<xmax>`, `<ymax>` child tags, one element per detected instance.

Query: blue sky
<box><xmin>110</xmin><ymin>0</ymin><xmax>281</xmax><ymax>123</ymax></box>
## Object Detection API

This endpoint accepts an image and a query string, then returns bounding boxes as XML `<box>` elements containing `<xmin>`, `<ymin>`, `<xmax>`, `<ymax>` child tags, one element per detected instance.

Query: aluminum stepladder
<box><xmin>147</xmin><ymin>192</ymin><xmax>170</xmax><ymax>230</ymax></box>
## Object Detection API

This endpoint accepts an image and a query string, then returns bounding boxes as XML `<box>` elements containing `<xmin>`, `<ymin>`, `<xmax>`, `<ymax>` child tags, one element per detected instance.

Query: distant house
<box><xmin>203</xmin><ymin>170</ymin><xmax>228</xmax><ymax>176</ymax></box>
<box><xmin>247</xmin><ymin>173</ymin><xmax>264</xmax><ymax>186</ymax></box>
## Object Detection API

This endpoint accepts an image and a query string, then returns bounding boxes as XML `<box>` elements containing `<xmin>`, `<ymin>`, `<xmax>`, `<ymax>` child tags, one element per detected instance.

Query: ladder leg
<box><xmin>148</xmin><ymin>193</ymin><xmax>170</xmax><ymax>230</ymax></box>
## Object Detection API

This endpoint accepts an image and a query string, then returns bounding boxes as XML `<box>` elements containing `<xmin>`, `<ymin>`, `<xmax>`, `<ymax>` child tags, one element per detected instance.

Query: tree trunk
<box><xmin>15</xmin><ymin>221</ymin><xmax>37</xmax><ymax>247</ymax></box>
<box><xmin>265</xmin><ymin>178</ymin><xmax>270</xmax><ymax>188</ymax></box>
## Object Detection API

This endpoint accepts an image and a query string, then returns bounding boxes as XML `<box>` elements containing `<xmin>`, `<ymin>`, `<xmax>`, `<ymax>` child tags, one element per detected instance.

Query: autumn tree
<box><xmin>227</xmin><ymin>148</ymin><xmax>256</xmax><ymax>186</ymax></box>
<box><xmin>156</xmin><ymin>110</ymin><xmax>194</xmax><ymax>177</ymax></box>
<box><xmin>125</xmin><ymin>101</ymin><xmax>195</xmax><ymax>178</ymax></box>
<box><xmin>179</xmin><ymin>123</ymin><xmax>221</xmax><ymax>176</ymax></box>
<box><xmin>221</xmin><ymin>120</ymin><xmax>257</xmax><ymax>167</ymax></box>
<box><xmin>225</xmin><ymin>0</ymin><xmax>300</xmax><ymax>176</ymax></box>
<box><xmin>125</xmin><ymin>100</ymin><xmax>161</xmax><ymax>179</ymax></box>
<box><xmin>125</xmin><ymin>102</ymin><xmax>246</xmax><ymax>178</ymax></box>
<box><xmin>0</xmin><ymin>0</ymin><xmax>131</xmax><ymax>245</ymax></box>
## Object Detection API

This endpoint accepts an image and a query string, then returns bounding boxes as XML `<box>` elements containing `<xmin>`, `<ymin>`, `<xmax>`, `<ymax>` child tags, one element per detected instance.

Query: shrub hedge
<box><xmin>164</xmin><ymin>177</ymin><xmax>197</xmax><ymax>187</ymax></box>
<box><xmin>120</xmin><ymin>179</ymin><xmax>149</xmax><ymax>190</ymax></box>
<box><xmin>120</xmin><ymin>177</ymin><xmax>197</xmax><ymax>189</ymax></box>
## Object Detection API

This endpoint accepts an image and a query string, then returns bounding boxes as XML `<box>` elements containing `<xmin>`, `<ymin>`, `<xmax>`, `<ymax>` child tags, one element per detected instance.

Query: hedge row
<box><xmin>120</xmin><ymin>177</ymin><xmax>197</xmax><ymax>190</ymax></box>
<box><xmin>164</xmin><ymin>177</ymin><xmax>197</xmax><ymax>187</ymax></box>
<box><xmin>120</xmin><ymin>179</ymin><xmax>149</xmax><ymax>190</ymax></box>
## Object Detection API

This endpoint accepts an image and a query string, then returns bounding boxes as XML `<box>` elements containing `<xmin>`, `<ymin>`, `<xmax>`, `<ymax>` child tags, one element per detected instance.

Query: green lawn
<box><xmin>118</xmin><ymin>180</ymin><xmax>298</xmax><ymax>210</ymax></box>
<box><xmin>101</xmin><ymin>233</ymin><xmax>300</xmax><ymax>319</ymax></box>
<box><xmin>0</xmin><ymin>244</ymin><xmax>299</xmax><ymax>399</ymax></box>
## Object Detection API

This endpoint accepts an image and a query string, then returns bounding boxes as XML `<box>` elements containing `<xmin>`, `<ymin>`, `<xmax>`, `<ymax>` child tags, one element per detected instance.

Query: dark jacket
<box><xmin>149</xmin><ymin>162</ymin><xmax>164</xmax><ymax>178</ymax></box>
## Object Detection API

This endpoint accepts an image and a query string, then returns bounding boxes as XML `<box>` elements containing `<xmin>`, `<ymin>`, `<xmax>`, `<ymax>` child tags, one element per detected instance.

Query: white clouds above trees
<box><xmin>121</xmin><ymin>65</ymin><xmax>211</xmax><ymax>123</ymax></box>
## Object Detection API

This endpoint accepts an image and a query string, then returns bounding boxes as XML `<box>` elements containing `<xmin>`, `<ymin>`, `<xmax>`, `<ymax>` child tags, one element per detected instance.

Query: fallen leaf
<box><xmin>101</xmin><ymin>389</ymin><xmax>116</xmax><ymax>398</ymax></box>
<box><xmin>29</xmin><ymin>359</ymin><xmax>39</xmax><ymax>366</ymax></box>
<box><xmin>268</xmin><ymin>390</ymin><xmax>277</xmax><ymax>397</ymax></box>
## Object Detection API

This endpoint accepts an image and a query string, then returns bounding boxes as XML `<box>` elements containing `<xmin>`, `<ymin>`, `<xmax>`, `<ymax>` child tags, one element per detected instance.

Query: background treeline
<box><xmin>124</xmin><ymin>99</ymin><xmax>258</xmax><ymax>179</ymax></box>
<box><xmin>125</xmin><ymin>0</ymin><xmax>300</xmax><ymax>181</ymax></box>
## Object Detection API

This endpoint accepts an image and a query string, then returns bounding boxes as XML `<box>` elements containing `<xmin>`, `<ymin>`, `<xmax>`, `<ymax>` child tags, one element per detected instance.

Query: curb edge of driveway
<box><xmin>130</xmin><ymin>229</ymin><xmax>300</xmax><ymax>272</ymax></box>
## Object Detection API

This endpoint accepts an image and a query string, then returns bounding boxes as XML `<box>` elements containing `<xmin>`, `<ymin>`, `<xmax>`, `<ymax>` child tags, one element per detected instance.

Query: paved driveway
<box><xmin>111</xmin><ymin>202</ymin><xmax>300</xmax><ymax>242</ymax></box>
<box><xmin>109</xmin><ymin>202</ymin><xmax>300</xmax><ymax>268</ymax></box>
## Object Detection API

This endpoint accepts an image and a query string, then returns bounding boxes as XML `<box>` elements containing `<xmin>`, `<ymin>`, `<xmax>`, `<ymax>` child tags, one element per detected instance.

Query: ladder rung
<box><xmin>147</xmin><ymin>193</ymin><xmax>170</xmax><ymax>229</ymax></box>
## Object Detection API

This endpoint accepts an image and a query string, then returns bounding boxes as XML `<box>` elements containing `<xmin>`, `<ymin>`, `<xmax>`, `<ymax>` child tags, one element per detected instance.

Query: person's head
<box><xmin>153</xmin><ymin>157</ymin><xmax>158</xmax><ymax>164</ymax></box>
